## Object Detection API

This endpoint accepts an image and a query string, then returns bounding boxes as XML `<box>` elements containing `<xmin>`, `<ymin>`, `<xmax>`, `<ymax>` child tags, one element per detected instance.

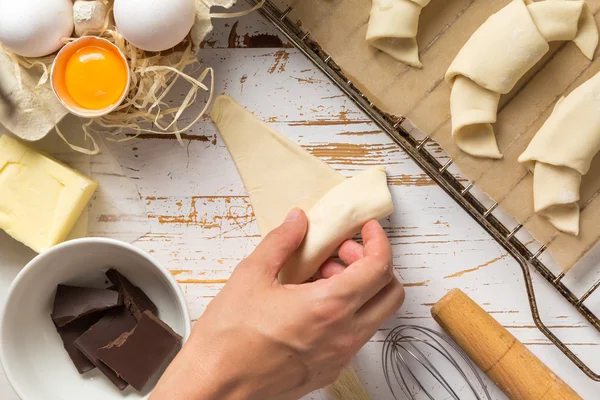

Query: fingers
<box><xmin>245</xmin><ymin>208</ymin><xmax>308</xmax><ymax>280</ymax></box>
<box><xmin>355</xmin><ymin>276</ymin><xmax>405</xmax><ymax>333</ymax></box>
<box><xmin>320</xmin><ymin>240</ymin><xmax>363</xmax><ymax>279</ymax></box>
<box><xmin>338</xmin><ymin>240</ymin><xmax>363</xmax><ymax>265</ymax></box>
<box><xmin>320</xmin><ymin>260</ymin><xmax>346</xmax><ymax>279</ymax></box>
<box><xmin>325</xmin><ymin>220</ymin><xmax>394</xmax><ymax>309</ymax></box>
<box><xmin>361</xmin><ymin>220</ymin><xmax>392</xmax><ymax>261</ymax></box>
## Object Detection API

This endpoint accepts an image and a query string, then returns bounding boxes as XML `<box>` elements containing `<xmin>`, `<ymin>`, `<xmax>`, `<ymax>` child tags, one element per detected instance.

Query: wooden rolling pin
<box><xmin>431</xmin><ymin>289</ymin><xmax>581</xmax><ymax>400</ymax></box>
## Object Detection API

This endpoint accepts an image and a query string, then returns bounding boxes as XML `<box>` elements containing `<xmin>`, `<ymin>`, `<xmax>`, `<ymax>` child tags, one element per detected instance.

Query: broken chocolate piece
<box><xmin>96</xmin><ymin>311</ymin><xmax>182</xmax><ymax>391</ymax></box>
<box><xmin>74</xmin><ymin>308</ymin><xmax>138</xmax><ymax>391</ymax></box>
<box><xmin>106</xmin><ymin>269</ymin><xmax>157</xmax><ymax>320</ymax></box>
<box><xmin>56</xmin><ymin>313</ymin><xmax>103</xmax><ymax>374</ymax></box>
<box><xmin>52</xmin><ymin>285</ymin><xmax>122</xmax><ymax>327</ymax></box>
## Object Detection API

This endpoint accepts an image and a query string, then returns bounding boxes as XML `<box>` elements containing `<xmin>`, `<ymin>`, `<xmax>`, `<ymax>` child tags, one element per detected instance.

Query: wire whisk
<box><xmin>382</xmin><ymin>325</ymin><xmax>492</xmax><ymax>400</ymax></box>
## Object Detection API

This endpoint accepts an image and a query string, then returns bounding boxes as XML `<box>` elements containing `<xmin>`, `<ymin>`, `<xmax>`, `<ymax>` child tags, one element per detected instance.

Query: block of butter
<box><xmin>0</xmin><ymin>135</ymin><xmax>98</xmax><ymax>253</ymax></box>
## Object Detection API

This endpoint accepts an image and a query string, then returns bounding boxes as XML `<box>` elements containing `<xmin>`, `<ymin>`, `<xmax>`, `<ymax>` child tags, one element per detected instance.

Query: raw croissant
<box><xmin>366</xmin><ymin>0</ymin><xmax>430</xmax><ymax>67</ymax></box>
<box><xmin>446</xmin><ymin>0</ymin><xmax>598</xmax><ymax>159</ymax></box>
<box><xmin>519</xmin><ymin>71</ymin><xmax>600</xmax><ymax>235</ymax></box>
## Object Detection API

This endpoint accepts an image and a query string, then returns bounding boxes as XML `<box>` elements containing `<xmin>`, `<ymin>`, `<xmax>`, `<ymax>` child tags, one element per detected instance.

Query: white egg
<box><xmin>0</xmin><ymin>0</ymin><xmax>74</xmax><ymax>58</ymax></box>
<box><xmin>114</xmin><ymin>0</ymin><xmax>196</xmax><ymax>52</ymax></box>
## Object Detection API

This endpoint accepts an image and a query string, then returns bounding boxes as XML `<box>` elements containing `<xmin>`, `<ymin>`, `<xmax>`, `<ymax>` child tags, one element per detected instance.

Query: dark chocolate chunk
<box><xmin>96</xmin><ymin>311</ymin><xmax>182</xmax><ymax>392</ymax></box>
<box><xmin>106</xmin><ymin>269</ymin><xmax>157</xmax><ymax>320</ymax></box>
<box><xmin>51</xmin><ymin>285</ymin><xmax>123</xmax><ymax>327</ymax></box>
<box><xmin>74</xmin><ymin>307</ymin><xmax>138</xmax><ymax>391</ymax></box>
<box><xmin>56</xmin><ymin>313</ymin><xmax>103</xmax><ymax>374</ymax></box>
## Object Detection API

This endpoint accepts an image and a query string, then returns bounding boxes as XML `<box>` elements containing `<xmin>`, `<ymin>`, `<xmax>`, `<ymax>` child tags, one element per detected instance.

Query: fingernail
<box><xmin>284</xmin><ymin>208</ymin><xmax>302</xmax><ymax>222</ymax></box>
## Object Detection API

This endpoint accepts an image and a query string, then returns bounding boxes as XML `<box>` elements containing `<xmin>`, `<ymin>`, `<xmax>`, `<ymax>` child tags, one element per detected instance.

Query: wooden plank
<box><xmin>1</xmin><ymin>5</ymin><xmax>600</xmax><ymax>399</ymax></box>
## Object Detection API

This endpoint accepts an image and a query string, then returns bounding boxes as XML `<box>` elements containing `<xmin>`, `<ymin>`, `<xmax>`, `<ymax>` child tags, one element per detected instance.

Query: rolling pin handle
<box><xmin>431</xmin><ymin>289</ymin><xmax>582</xmax><ymax>400</ymax></box>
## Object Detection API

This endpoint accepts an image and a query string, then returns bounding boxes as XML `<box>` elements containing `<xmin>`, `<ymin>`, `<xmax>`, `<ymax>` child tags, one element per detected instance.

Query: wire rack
<box><xmin>247</xmin><ymin>0</ymin><xmax>600</xmax><ymax>382</ymax></box>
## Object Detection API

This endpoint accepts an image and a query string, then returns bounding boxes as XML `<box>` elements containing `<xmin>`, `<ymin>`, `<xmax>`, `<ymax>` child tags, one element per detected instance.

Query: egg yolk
<box><xmin>64</xmin><ymin>46</ymin><xmax>128</xmax><ymax>110</ymax></box>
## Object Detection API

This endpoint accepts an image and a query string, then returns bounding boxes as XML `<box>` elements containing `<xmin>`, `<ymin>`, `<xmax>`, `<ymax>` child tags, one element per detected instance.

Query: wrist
<box><xmin>153</xmin><ymin>321</ymin><xmax>256</xmax><ymax>400</ymax></box>
<box><xmin>185</xmin><ymin>353</ymin><xmax>244</xmax><ymax>400</ymax></box>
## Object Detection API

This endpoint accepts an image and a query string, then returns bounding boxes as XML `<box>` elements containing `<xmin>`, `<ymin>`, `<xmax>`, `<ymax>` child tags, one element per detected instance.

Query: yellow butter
<box><xmin>0</xmin><ymin>135</ymin><xmax>98</xmax><ymax>253</ymax></box>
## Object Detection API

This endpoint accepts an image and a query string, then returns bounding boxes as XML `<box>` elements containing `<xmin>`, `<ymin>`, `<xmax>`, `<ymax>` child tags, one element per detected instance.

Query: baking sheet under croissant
<box><xmin>275</xmin><ymin>0</ymin><xmax>600</xmax><ymax>272</ymax></box>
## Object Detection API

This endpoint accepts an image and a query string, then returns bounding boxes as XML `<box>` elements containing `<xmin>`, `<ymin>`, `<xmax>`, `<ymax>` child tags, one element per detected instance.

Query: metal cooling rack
<box><xmin>248</xmin><ymin>0</ymin><xmax>600</xmax><ymax>381</ymax></box>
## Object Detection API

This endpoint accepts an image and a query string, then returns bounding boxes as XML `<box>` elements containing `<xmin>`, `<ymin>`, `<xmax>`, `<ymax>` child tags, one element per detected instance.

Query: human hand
<box><xmin>152</xmin><ymin>208</ymin><xmax>405</xmax><ymax>400</ymax></box>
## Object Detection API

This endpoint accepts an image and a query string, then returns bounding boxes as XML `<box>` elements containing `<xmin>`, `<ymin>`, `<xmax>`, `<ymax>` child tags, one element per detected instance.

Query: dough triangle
<box><xmin>370</xmin><ymin>37</ymin><xmax>421</xmax><ymax>68</ymax></box>
<box><xmin>533</xmin><ymin>162</ymin><xmax>581</xmax><ymax>235</ymax></box>
<box><xmin>211</xmin><ymin>96</ymin><xmax>394</xmax><ymax>284</ymax></box>
<box><xmin>210</xmin><ymin>95</ymin><xmax>344</xmax><ymax>236</ymax></box>
<box><xmin>540</xmin><ymin>204</ymin><xmax>580</xmax><ymax>236</ymax></box>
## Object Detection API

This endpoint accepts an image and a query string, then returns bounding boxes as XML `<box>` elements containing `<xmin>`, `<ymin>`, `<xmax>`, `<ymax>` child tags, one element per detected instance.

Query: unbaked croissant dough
<box><xmin>446</xmin><ymin>0</ymin><xmax>598</xmax><ymax>159</ymax></box>
<box><xmin>211</xmin><ymin>95</ymin><xmax>394</xmax><ymax>284</ymax></box>
<box><xmin>281</xmin><ymin>167</ymin><xmax>393</xmax><ymax>284</ymax></box>
<box><xmin>210</xmin><ymin>95</ymin><xmax>343</xmax><ymax>235</ymax></box>
<box><xmin>519</xmin><ymin>71</ymin><xmax>600</xmax><ymax>235</ymax></box>
<box><xmin>366</xmin><ymin>0</ymin><xmax>430</xmax><ymax>67</ymax></box>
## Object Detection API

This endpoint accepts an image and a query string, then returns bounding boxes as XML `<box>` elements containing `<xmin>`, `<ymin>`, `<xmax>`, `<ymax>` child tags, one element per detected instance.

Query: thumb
<box><xmin>246</xmin><ymin>208</ymin><xmax>308</xmax><ymax>280</ymax></box>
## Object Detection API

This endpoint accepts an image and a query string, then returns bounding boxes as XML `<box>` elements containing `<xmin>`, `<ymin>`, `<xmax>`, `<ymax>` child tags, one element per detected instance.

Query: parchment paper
<box><xmin>277</xmin><ymin>0</ymin><xmax>600</xmax><ymax>272</ymax></box>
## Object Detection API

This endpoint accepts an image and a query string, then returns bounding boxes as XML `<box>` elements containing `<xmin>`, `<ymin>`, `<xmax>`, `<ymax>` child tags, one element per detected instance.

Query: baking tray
<box><xmin>247</xmin><ymin>0</ymin><xmax>600</xmax><ymax>382</ymax></box>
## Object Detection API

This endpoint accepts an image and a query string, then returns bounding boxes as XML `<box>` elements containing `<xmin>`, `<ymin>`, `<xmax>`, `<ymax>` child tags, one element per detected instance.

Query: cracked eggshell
<box><xmin>73</xmin><ymin>0</ymin><xmax>109</xmax><ymax>37</ymax></box>
<box><xmin>190</xmin><ymin>0</ymin><xmax>240</xmax><ymax>51</ymax></box>
<box><xmin>0</xmin><ymin>0</ymin><xmax>74</xmax><ymax>58</ymax></box>
<box><xmin>114</xmin><ymin>0</ymin><xmax>196</xmax><ymax>52</ymax></box>
<box><xmin>191</xmin><ymin>0</ymin><xmax>214</xmax><ymax>50</ymax></box>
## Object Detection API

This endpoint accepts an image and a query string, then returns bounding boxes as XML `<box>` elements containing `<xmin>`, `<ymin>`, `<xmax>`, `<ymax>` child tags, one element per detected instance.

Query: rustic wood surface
<box><xmin>2</xmin><ymin>8</ymin><xmax>600</xmax><ymax>399</ymax></box>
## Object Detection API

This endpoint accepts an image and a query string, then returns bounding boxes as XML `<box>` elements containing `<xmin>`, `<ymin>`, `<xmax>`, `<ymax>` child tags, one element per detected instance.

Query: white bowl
<box><xmin>0</xmin><ymin>238</ymin><xmax>191</xmax><ymax>400</ymax></box>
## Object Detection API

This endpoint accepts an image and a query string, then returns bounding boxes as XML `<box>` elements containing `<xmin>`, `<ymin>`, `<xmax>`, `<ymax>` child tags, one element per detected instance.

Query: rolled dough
<box><xmin>446</xmin><ymin>0</ymin><xmax>598</xmax><ymax>159</ymax></box>
<box><xmin>366</xmin><ymin>0</ymin><xmax>430</xmax><ymax>68</ymax></box>
<box><xmin>280</xmin><ymin>167</ymin><xmax>394</xmax><ymax>284</ymax></box>
<box><xmin>519</xmin><ymin>71</ymin><xmax>600</xmax><ymax>235</ymax></box>
<box><xmin>210</xmin><ymin>95</ymin><xmax>394</xmax><ymax>283</ymax></box>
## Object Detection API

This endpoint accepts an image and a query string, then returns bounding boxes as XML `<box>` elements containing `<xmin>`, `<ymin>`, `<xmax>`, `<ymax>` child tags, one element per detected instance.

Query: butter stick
<box><xmin>0</xmin><ymin>135</ymin><xmax>98</xmax><ymax>252</ymax></box>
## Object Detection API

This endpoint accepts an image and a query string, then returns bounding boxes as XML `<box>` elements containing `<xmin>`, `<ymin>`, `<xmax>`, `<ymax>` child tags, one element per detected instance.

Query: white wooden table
<box><xmin>2</xmin><ymin>9</ymin><xmax>600</xmax><ymax>400</ymax></box>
